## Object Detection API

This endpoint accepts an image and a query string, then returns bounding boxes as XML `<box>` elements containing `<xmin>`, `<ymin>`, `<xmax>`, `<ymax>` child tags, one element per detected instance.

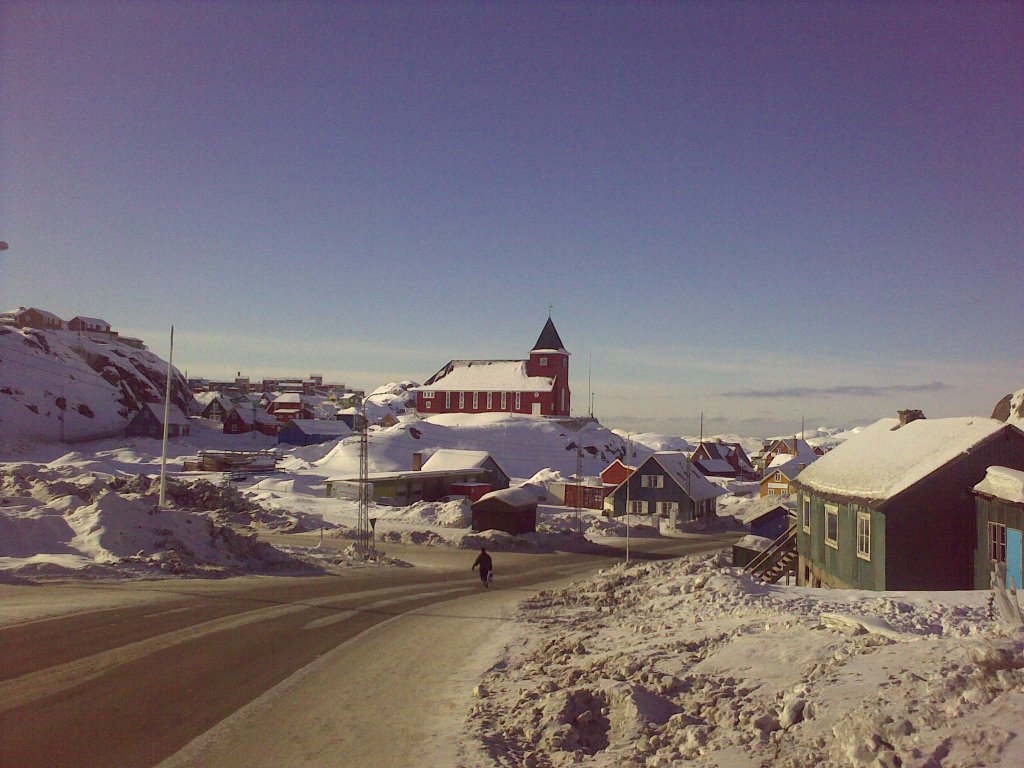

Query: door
<box><xmin>1007</xmin><ymin>528</ymin><xmax>1023</xmax><ymax>590</ymax></box>
<box><xmin>532</xmin><ymin>402</ymin><xmax>541</xmax><ymax>416</ymax></box>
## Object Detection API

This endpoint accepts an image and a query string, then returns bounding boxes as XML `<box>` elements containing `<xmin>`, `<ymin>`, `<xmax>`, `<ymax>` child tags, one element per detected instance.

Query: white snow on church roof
<box><xmin>796</xmin><ymin>417</ymin><xmax>1010</xmax><ymax>502</ymax></box>
<box><xmin>420</xmin><ymin>360</ymin><xmax>553</xmax><ymax>393</ymax></box>
<box><xmin>974</xmin><ymin>466</ymin><xmax>1024</xmax><ymax>505</ymax></box>
<box><xmin>421</xmin><ymin>449</ymin><xmax>492</xmax><ymax>471</ymax></box>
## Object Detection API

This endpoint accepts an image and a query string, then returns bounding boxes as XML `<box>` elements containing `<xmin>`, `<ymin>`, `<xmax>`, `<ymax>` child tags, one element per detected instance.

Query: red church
<box><xmin>415</xmin><ymin>317</ymin><xmax>571</xmax><ymax>417</ymax></box>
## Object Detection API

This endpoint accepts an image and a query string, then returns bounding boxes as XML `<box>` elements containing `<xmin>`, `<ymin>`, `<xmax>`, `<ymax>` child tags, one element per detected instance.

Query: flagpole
<box><xmin>158</xmin><ymin>326</ymin><xmax>174</xmax><ymax>508</ymax></box>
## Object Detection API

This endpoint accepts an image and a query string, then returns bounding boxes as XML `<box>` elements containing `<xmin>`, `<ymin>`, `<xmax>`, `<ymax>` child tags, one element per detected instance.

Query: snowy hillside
<box><xmin>363</xmin><ymin>380</ymin><xmax>419</xmax><ymax>423</ymax></box>
<box><xmin>314</xmin><ymin>413</ymin><xmax>631</xmax><ymax>479</ymax></box>
<box><xmin>0</xmin><ymin>326</ymin><xmax>192</xmax><ymax>442</ymax></box>
<box><xmin>992</xmin><ymin>386</ymin><xmax>1024</xmax><ymax>424</ymax></box>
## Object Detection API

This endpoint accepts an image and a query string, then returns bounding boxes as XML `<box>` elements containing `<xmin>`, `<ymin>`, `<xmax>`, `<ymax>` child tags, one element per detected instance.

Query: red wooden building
<box><xmin>415</xmin><ymin>317</ymin><xmax>571</xmax><ymax>417</ymax></box>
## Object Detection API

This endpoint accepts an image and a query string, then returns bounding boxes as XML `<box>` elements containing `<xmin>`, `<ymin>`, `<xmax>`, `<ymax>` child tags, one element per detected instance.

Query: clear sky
<box><xmin>2</xmin><ymin>1</ymin><xmax>1021</xmax><ymax>436</ymax></box>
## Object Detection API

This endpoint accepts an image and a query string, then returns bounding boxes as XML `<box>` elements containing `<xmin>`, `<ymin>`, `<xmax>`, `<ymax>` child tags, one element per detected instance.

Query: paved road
<box><xmin>0</xmin><ymin>534</ymin><xmax>736</xmax><ymax>768</ymax></box>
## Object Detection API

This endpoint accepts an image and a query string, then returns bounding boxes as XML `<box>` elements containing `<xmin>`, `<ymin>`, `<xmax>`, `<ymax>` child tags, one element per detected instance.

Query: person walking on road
<box><xmin>471</xmin><ymin>547</ymin><xmax>493</xmax><ymax>588</ymax></box>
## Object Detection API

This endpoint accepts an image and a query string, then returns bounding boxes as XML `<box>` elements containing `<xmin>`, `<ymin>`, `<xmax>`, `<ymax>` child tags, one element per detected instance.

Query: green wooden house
<box><xmin>972</xmin><ymin>466</ymin><xmax>1024</xmax><ymax>589</ymax></box>
<box><xmin>793</xmin><ymin>414</ymin><xmax>1024</xmax><ymax>591</ymax></box>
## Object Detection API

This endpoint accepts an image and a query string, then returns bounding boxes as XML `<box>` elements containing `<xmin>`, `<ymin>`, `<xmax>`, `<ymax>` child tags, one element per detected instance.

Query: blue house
<box><xmin>607</xmin><ymin>452</ymin><xmax>726</xmax><ymax>529</ymax></box>
<box><xmin>973</xmin><ymin>466</ymin><xmax>1024</xmax><ymax>590</ymax></box>
<box><xmin>277</xmin><ymin>419</ymin><xmax>353</xmax><ymax>447</ymax></box>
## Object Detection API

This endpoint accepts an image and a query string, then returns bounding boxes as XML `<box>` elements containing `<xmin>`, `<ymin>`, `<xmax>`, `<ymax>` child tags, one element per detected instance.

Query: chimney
<box><xmin>412</xmin><ymin>451</ymin><xmax>423</xmax><ymax>471</ymax></box>
<box><xmin>898</xmin><ymin>409</ymin><xmax>925</xmax><ymax>427</ymax></box>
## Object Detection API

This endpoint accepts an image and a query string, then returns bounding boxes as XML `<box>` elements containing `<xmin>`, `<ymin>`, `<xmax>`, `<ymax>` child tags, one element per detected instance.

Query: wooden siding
<box><xmin>973</xmin><ymin>495</ymin><xmax>1024</xmax><ymax>589</ymax></box>
<box><xmin>611</xmin><ymin>462</ymin><xmax>708</xmax><ymax>522</ymax></box>
<box><xmin>797</xmin><ymin>493</ymin><xmax>885</xmax><ymax>589</ymax></box>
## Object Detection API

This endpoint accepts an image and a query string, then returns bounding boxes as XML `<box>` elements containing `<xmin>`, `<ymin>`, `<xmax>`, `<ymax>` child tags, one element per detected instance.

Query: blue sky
<box><xmin>2</xmin><ymin>1</ymin><xmax>1021</xmax><ymax>435</ymax></box>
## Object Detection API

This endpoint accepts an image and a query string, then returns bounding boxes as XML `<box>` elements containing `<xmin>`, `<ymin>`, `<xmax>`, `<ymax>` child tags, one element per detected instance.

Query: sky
<box><xmin>2</xmin><ymin>1</ymin><xmax>1021</xmax><ymax>436</ymax></box>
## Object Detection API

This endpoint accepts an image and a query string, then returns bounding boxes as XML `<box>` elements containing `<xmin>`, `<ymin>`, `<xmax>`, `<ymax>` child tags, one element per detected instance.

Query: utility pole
<box><xmin>624</xmin><ymin>435</ymin><xmax>631</xmax><ymax>564</ymax></box>
<box><xmin>158</xmin><ymin>326</ymin><xmax>174</xmax><ymax>509</ymax></box>
<box><xmin>357</xmin><ymin>399</ymin><xmax>372</xmax><ymax>550</ymax></box>
<box><xmin>575</xmin><ymin>443</ymin><xmax>584</xmax><ymax>534</ymax></box>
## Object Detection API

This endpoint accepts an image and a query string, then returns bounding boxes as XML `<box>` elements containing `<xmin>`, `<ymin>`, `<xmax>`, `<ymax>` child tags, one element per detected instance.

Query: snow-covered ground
<box><xmin>466</xmin><ymin>552</ymin><xmax>1024</xmax><ymax>767</ymax></box>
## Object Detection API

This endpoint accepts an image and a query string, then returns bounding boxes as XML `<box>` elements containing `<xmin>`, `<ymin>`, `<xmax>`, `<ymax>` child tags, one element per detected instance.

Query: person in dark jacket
<box><xmin>471</xmin><ymin>547</ymin><xmax>493</xmax><ymax>588</ymax></box>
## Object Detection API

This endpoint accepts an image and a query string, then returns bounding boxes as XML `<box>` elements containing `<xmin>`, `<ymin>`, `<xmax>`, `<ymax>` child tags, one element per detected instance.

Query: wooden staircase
<box><xmin>744</xmin><ymin>524</ymin><xmax>798</xmax><ymax>584</ymax></box>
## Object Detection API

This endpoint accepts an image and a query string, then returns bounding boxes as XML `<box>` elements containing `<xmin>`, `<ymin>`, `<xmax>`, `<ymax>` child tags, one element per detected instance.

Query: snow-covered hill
<box><xmin>314</xmin><ymin>412</ymin><xmax>632</xmax><ymax>479</ymax></box>
<box><xmin>363</xmin><ymin>380</ymin><xmax>419</xmax><ymax>423</ymax></box>
<box><xmin>0</xmin><ymin>326</ymin><xmax>192</xmax><ymax>443</ymax></box>
<box><xmin>992</xmin><ymin>386</ymin><xmax>1024</xmax><ymax>424</ymax></box>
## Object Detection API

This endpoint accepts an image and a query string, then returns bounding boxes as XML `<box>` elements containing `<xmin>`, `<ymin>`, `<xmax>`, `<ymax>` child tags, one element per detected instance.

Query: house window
<box><xmin>658</xmin><ymin>501</ymin><xmax>678</xmax><ymax>518</ymax></box>
<box><xmin>774</xmin><ymin>472</ymin><xmax>783</xmax><ymax>482</ymax></box>
<box><xmin>486</xmin><ymin>392</ymin><xmax>493</xmax><ymax>409</ymax></box>
<box><xmin>540</xmin><ymin>356</ymin><xmax>547</xmax><ymax>366</ymax></box>
<box><xmin>989</xmin><ymin>522</ymin><xmax>1007</xmax><ymax>563</ymax></box>
<box><xmin>629</xmin><ymin>500</ymin><xmax>645</xmax><ymax>515</ymax></box>
<box><xmin>824</xmin><ymin>503</ymin><xmax>839</xmax><ymax>548</ymax></box>
<box><xmin>459</xmin><ymin>392</ymin><xmax>465</xmax><ymax>409</ymax></box>
<box><xmin>802</xmin><ymin>497</ymin><xmax>811</xmax><ymax>533</ymax></box>
<box><xmin>422</xmin><ymin>390</ymin><xmax>434</xmax><ymax>399</ymax></box>
<box><xmin>560</xmin><ymin>389</ymin><xmax>566</xmax><ymax>412</ymax></box>
<box><xmin>445</xmin><ymin>392</ymin><xmax>451</xmax><ymax>409</ymax></box>
<box><xmin>501</xmin><ymin>391</ymin><xmax>507</xmax><ymax>409</ymax></box>
<box><xmin>424</xmin><ymin>401</ymin><xmax>431</xmax><ymax>410</ymax></box>
<box><xmin>641</xmin><ymin>474</ymin><xmax>664</xmax><ymax>488</ymax></box>
<box><xmin>515</xmin><ymin>392</ymin><xmax>521</xmax><ymax>410</ymax></box>
<box><xmin>856</xmin><ymin>511</ymin><xmax>871</xmax><ymax>560</ymax></box>
<box><xmin>472</xmin><ymin>392</ymin><xmax>479</xmax><ymax>409</ymax></box>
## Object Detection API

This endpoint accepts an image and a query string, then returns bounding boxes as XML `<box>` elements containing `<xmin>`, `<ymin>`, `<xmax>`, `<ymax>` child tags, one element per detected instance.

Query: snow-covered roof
<box><xmin>143</xmin><ymin>402</ymin><xmax>190</xmax><ymax>426</ymax></box>
<box><xmin>421</xmin><ymin>448</ymin><xmax>493</xmax><ymax>472</ymax></box>
<box><xmin>796</xmin><ymin>417</ymin><xmax>1012</xmax><ymax>503</ymax></box>
<box><xmin>272</xmin><ymin>392</ymin><xmax>303</xmax><ymax>404</ymax></box>
<box><xmin>973</xmin><ymin>466</ymin><xmax>1024</xmax><ymax>505</ymax></box>
<box><xmin>475</xmin><ymin>486</ymin><xmax>538</xmax><ymax>508</ymax></box>
<box><xmin>19</xmin><ymin>307</ymin><xmax>64</xmax><ymax>323</ymax></box>
<box><xmin>419</xmin><ymin>360</ymin><xmax>554</xmax><ymax>393</ymax></box>
<box><xmin>765</xmin><ymin>437</ymin><xmax>818</xmax><ymax>464</ymax></box>
<box><xmin>648</xmin><ymin>452</ymin><xmax>727</xmax><ymax>501</ymax></box>
<box><xmin>71</xmin><ymin>315</ymin><xmax>110</xmax><ymax>327</ymax></box>
<box><xmin>695</xmin><ymin>457</ymin><xmax>734</xmax><ymax>475</ymax></box>
<box><xmin>764</xmin><ymin>452</ymin><xmax>816</xmax><ymax>480</ymax></box>
<box><xmin>283</xmin><ymin>419</ymin><xmax>353</xmax><ymax>436</ymax></box>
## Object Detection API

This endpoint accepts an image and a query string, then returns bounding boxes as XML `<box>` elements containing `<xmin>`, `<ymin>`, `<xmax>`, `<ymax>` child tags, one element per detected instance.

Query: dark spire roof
<box><xmin>532</xmin><ymin>316</ymin><xmax>567</xmax><ymax>352</ymax></box>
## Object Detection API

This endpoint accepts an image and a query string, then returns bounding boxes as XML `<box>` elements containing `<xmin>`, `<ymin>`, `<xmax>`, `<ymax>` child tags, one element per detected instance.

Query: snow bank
<box><xmin>467</xmin><ymin>554</ymin><xmax>1024</xmax><ymax>767</ymax></box>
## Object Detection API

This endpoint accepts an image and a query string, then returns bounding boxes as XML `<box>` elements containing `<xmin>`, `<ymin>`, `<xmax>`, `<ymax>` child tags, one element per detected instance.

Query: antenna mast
<box><xmin>357</xmin><ymin>399</ymin><xmax>372</xmax><ymax>550</ymax></box>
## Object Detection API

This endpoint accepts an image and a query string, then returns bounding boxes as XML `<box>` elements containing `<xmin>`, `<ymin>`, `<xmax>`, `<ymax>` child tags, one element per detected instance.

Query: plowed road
<box><xmin>0</xmin><ymin>534</ymin><xmax>736</xmax><ymax>768</ymax></box>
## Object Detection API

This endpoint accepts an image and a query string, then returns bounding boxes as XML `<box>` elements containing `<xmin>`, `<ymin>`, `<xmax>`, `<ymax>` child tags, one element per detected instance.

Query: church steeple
<box><xmin>532</xmin><ymin>316</ymin><xmax>568</xmax><ymax>353</ymax></box>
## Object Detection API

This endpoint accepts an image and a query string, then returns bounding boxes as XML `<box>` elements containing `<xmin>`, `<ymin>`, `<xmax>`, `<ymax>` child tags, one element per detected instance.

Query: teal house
<box><xmin>973</xmin><ymin>466</ymin><xmax>1024</xmax><ymax>590</ymax></box>
<box><xmin>793</xmin><ymin>412</ymin><xmax>1024</xmax><ymax>591</ymax></box>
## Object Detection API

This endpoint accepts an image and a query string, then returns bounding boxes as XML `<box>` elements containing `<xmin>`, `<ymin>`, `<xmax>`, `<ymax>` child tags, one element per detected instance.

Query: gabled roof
<box><xmin>694</xmin><ymin>457</ymin><xmax>735</xmax><ymax>475</ymax></box>
<box><xmin>281</xmin><ymin>419</ymin><xmax>353</xmax><ymax>436</ymax></box>
<box><xmin>763</xmin><ymin>452</ymin><xmax>816</xmax><ymax>481</ymax></box>
<box><xmin>765</xmin><ymin>437</ymin><xmax>819</xmax><ymax>464</ymax></box>
<box><xmin>142</xmin><ymin>402</ymin><xmax>190</xmax><ymax>426</ymax></box>
<box><xmin>419</xmin><ymin>360</ymin><xmax>554</xmax><ymax>393</ymax></box>
<box><xmin>422</xmin><ymin>448</ymin><xmax>498</xmax><ymax>473</ymax></box>
<box><xmin>532</xmin><ymin>317</ymin><xmax>568</xmax><ymax>353</ymax></box>
<box><xmin>71</xmin><ymin>315</ymin><xmax>110</xmax><ymax>327</ymax></box>
<box><xmin>627</xmin><ymin>452</ymin><xmax>726</xmax><ymax>502</ymax></box>
<box><xmin>795</xmin><ymin>417</ymin><xmax>1015</xmax><ymax>503</ymax></box>
<box><xmin>19</xmin><ymin>307</ymin><xmax>64</xmax><ymax>323</ymax></box>
<box><xmin>474</xmin><ymin>486</ymin><xmax>538</xmax><ymax>509</ymax></box>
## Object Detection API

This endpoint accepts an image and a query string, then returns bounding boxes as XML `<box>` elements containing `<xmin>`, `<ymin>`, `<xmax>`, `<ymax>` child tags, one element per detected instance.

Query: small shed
<box><xmin>421</xmin><ymin>449</ymin><xmax>511</xmax><ymax>490</ymax></box>
<box><xmin>973</xmin><ymin>466</ymin><xmax>1024</xmax><ymax>589</ymax></box>
<box><xmin>69</xmin><ymin>316</ymin><xmax>112</xmax><ymax>333</ymax></box>
<box><xmin>747</xmin><ymin>503</ymin><xmax>794</xmax><ymax>540</ymax></box>
<box><xmin>277</xmin><ymin>419</ymin><xmax>353</xmax><ymax>447</ymax></box>
<box><xmin>471</xmin><ymin>487</ymin><xmax>538</xmax><ymax>535</ymax></box>
<box><xmin>125</xmin><ymin>402</ymin><xmax>191</xmax><ymax>439</ymax></box>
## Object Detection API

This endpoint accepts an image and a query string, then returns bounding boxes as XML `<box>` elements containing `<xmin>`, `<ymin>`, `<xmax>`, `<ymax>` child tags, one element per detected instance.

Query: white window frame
<box><xmin>989</xmin><ymin>521</ymin><xmax>1007</xmax><ymax>563</ymax></box>
<box><xmin>539</xmin><ymin>356</ymin><xmax>547</xmax><ymax>366</ymax></box>
<box><xmin>445</xmin><ymin>392</ymin><xmax>451</xmax><ymax>409</ymax></box>
<box><xmin>629</xmin><ymin>500</ymin><xmax>645</xmax><ymax>516</ymax></box>
<box><xmin>658</xmin><ymin>501</ymin><xmax>678</xmax><ymax>518</ymax></box>
<box><xmin>486</xmin><ymin>392</ymin><xmax>493</xmax><ymax>409</ymax></box>
<box><xmin>641</xmin><ymin>474</ymin><xmax>664</xmax><ymax>488</ymax></box>
<box><xmin>856</xmin><ymin>510</ymin><xmax>871</xmax><ymax>561</ymax></box>
<box><xmin>560</xmin><ymin>388</ymin><xmax>566</xmax><ymax>412</ymax></box>
<box><xmin>824</xmin><ymin>503</ymin><xmax>839</xmax><ymax>549</ymax></box>
<box><xmin>424</xmin><ymin>401</ymin><xmax>431</xmax><ymax>410</ymax></box>
<box><xmin>472</xmin><ymin>392</ymin><xmax>479</xmax><ymax>409</ymax></box>
<box><xmin>500</xmin><ymin>391</ymin><xmax>507</xmax><ymax>409</ymax></box>
<box><xmin>422</xmin><ymin>390</ymin><xmax>434</xmax><ymax>399</ymax></box>
<box><xmin>459</xmin><ymin>392</ymin><xmax>465</xmax><ymax>409</ymax></box>
<box><xmin>515</xmin><ymin>392</ymin><xmax>521</xmax><ymax>410</ymax></box>
<box><xmin>801</xmin><ymin>497</ymin><xmax>811</xmax><ymax>533</ymax></box>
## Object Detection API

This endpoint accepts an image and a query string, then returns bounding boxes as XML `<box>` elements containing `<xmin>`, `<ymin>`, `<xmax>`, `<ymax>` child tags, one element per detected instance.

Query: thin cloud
<box><xmin>722</xmin><ymin>382</ymin><xmax>951</xmax><ymax>399</ymax></box>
